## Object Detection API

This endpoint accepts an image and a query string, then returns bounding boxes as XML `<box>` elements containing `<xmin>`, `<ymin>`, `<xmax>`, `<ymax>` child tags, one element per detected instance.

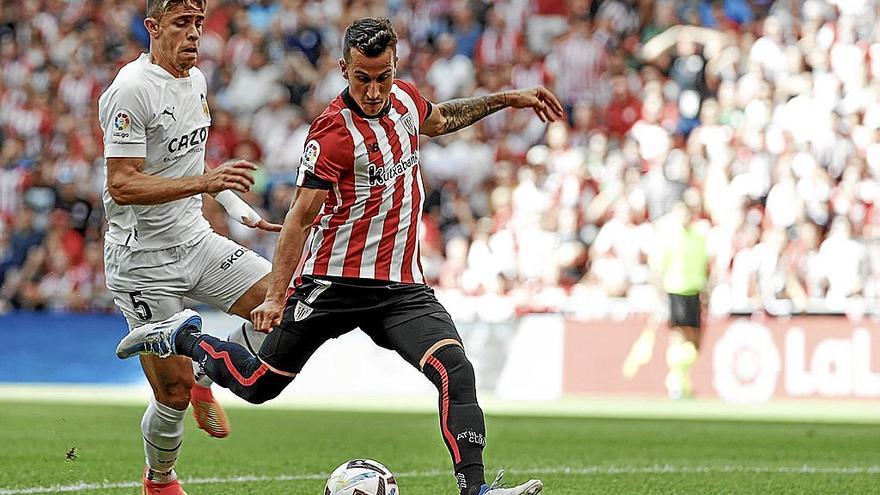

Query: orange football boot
<box><xmin>143</xmin><ymin>468</ymin><xmax>187</xmax><ymax>495</ymax></box>
<box><xmin>190</xmin><ymin>383</ymin><xmax>230</xmax><ymax>438</ymax></box>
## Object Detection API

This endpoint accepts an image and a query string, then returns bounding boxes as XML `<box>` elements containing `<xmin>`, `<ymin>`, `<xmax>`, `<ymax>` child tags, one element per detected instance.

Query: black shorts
<box><xmin>257</xmin><ymin>276</ymin><xmax>461</xmax><ymax>374</ymax></box>
<box><xmin>669</xmin><ymin>293</ymin><xmax>702</xmax><ymax>329</ymax></box>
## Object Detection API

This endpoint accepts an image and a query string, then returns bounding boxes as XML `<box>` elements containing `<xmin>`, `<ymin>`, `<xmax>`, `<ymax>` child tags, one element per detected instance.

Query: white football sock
<box><xmin>141</xmin><ymin>395</ymin><xmax>186</xmax><ymax>483</ymax></box>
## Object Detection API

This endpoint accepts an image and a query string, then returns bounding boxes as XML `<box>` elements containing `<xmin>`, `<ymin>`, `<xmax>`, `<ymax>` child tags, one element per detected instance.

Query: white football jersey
<box><xmin>98</xmin><ymin>53</ymin><xmax>212</xmax><ymax>250</ymax></box>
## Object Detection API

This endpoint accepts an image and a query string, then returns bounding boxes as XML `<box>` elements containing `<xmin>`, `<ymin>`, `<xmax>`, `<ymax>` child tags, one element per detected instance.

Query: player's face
<box><xmin>147</xmin><ymin>1</ymin><xmax>205</xmax><ymax>73</ymax></box>
<box><xmin>341</xmin><ymin>47</ymin><xmax>396</xmax><ymax>117</ymax></box>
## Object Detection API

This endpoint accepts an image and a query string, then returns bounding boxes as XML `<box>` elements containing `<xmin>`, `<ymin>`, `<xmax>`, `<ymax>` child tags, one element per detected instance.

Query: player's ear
<box><xmin>339</xmin><ymin>58</ymin><xmax>348</xmax><ymax>80</ymax></box>
<box><xmin>144</xmin><ymin>17</ymin><xmax>160</xmax><ymax>39</ymax></box>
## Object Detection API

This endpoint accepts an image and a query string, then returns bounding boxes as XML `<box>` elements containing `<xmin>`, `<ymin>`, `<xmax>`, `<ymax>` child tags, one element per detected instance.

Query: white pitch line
<box><xmin>2</xmin><ymin>465</ymin><xmax>879</xmax><ymax>494</ymax></box>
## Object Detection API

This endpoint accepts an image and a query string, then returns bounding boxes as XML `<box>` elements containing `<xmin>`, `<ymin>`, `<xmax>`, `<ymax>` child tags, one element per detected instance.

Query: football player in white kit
<box><xmin>97</xmin><ymin>1</ymin><xmax>273</xmax><ymax>493</ymax></box>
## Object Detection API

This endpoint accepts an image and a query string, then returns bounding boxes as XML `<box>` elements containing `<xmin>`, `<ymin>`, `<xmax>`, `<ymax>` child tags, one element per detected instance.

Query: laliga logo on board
<box><xmin>713</xmin><ymin>320</ymin><xmax>781</xmax><ymax>404</ymax></box>
<box><xmin>784</xmin><ymin>327</ymin><xmax>880</xmax><ymax>397</ymax></box>
<box><xmin>713</xmin><ymin>320</ymin><xmax>880</xmax><ymax>403</ymax></box>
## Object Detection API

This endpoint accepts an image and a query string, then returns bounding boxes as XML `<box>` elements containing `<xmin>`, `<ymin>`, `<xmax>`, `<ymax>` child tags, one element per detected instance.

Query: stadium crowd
<box><xmin>0</xmin><ymin>0</ymin><xmax>878</xmax><ymax>318</ymax></box>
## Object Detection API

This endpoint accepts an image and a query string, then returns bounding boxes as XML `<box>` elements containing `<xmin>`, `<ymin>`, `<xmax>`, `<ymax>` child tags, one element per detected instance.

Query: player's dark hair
<box><xmin>147</xmin><ymin>0</ymin><xmax>206</xmax><ymax>20</ymax></box>
<box><xmin>343</xmin><ymin>17</ymin><xmax>398</xmax><ymax>61</ymax></box>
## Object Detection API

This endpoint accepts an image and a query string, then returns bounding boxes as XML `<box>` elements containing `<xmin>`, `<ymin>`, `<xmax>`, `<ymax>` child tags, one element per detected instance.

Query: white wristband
<box><xmin>214</xmin><ymin>190</ymin><xmax>262</xmax><ymax>225</ymax></box>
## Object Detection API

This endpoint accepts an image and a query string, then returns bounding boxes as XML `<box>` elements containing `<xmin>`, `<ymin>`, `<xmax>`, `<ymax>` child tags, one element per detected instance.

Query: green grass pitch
<box><xmin>1</xmin><ymin>402</ymin><xmax>879</xmax><ymax>494</ymax></box>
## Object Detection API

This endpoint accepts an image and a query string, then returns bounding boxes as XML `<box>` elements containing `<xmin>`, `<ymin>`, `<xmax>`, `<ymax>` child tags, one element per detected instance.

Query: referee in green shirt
<box><xmin>651</xmin><ymin>202</ymin><xmax>709</xmax><ymax>399</ymax></box>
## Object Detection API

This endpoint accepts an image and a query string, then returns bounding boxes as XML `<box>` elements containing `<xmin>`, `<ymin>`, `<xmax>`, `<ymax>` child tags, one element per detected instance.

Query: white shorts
<box><xmin>105</xmin><ymin>232</ymin><xmax>271</xmax><ymax>329</ymax></box>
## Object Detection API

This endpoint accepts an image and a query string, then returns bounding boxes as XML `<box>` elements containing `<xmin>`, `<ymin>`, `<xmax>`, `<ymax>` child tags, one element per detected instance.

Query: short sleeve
<box><xmin>101</xmin><ymin>82</ymin><xmax>150</xmax><ymax>158</ymax></box>
<box><xmin>296</xmin><ymin>115</ymin><xmax>351</xmax><ymax>186</ymax></box>
<box><xmin>394</xmin><ymin>79</ymin><xmax>432</xmax><ymax>125</ymax></box>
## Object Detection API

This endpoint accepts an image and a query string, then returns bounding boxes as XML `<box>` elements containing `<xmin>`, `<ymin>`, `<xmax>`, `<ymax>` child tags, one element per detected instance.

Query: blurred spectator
<box><xmin>220</xmin><ymin>49</ymin><xmax>282</xmax><ymax>115</ymax></box>
<box><xmin>474</xmin><ymin>5</ymin><xmax>523</xmax><ymax>68</ymax></box>
<box><xmin>604</xmin><ymin>74</ymin><xmax>642</xmax><ymax>140</ymax></box>
<box><xmin>449</xmin><ymin>2</ymin><xmax>481</xmax><ymax>58</ymax></box>
<box><xmin>0</xmin><ymin>208</ymin><xmax>43</xmax><ymax>288</ymax></box>
<box><xmin>426</xmin><ymin>32</ymin><xmax>475</xmax><ymax>101</ymax></box>
<box><xmin>545</xmin><ymin>16</ymin><xmax>608</xmax><ymax>109</ymax></box>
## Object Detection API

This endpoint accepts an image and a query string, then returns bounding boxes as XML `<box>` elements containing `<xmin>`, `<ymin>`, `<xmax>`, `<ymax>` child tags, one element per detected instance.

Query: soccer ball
<box><xmin>324</xmin><ymin>459</ymin><xmax>399</xmax><ymax>495</ymax></box>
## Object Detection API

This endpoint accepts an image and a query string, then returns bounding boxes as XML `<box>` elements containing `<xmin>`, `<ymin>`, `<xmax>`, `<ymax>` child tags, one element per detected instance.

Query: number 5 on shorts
<box><xmin>129</xmin><ymin>291</ymin><xmax>153</xmax><ymax>321</ymax></box>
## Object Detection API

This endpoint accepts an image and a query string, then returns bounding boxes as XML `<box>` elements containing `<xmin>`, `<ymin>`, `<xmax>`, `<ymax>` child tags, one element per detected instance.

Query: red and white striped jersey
<box><xmin>294</xmin><ymin>79</ymin><xmax>431</xmax><ymax>284</ymax></box>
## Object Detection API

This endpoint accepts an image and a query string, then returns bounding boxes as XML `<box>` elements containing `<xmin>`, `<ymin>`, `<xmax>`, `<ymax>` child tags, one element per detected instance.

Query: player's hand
<box><xmin>505</xmin><ymin>86</ymin><xmax>565</xmax><ymax>123</ymax></box>
<box><xmin>203</xmin><ymin>159</ymin><xmax>257</xmax><ymax>194</ymax></box>
<box><xmin>251</xmin><ymin>298</ymin><xmax>283</xmax><ymax>333</ymax></box>
<box><xmin>241</xmin><ymin>217</ymin><xmax>283</xmax><ymax>232</ymax></box>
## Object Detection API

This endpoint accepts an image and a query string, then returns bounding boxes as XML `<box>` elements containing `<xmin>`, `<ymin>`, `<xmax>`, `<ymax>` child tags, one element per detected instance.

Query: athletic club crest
<box><xmin>293</xmin><ymin>300</ymin><xmax>313</xmax><ymax>321</ymax></box>
<box><xmin>402</xmin><ymin>113</ymin><xmax>416</xmax><ymax>136</ymax></box>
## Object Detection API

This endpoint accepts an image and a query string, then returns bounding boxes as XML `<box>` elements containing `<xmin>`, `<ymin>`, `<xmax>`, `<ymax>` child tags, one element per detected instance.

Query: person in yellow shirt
<box><xmin>651</xmin><ymin>201</ymin><xmax>709</xmax><ymax>399</ymax></box>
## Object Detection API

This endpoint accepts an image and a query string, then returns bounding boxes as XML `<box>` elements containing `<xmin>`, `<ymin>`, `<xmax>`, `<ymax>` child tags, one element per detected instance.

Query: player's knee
<box><xmin>240</xmin><ymin>387</ymin><xmax>277</xmax><ymax>405</ymax></box>
<box><xmin>154</xmin><ymin>379</ymin><xmax>194</xmax><ymax>410</ymax></box>
<box><xmin>423</xmin><ymin>344</ymin><xmax>477</xmax><ymax>403</ymax></box>
<box><xmin>239</xmin><ymin>374</ymin><xmax>291</xmax><ymax>405</ymax></box>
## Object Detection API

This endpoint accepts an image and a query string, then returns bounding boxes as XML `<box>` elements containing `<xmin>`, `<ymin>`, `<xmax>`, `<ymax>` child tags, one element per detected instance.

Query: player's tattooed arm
<box><xmin>421</xmin><ymin>86</ymin><xmax>565</xmax><ymax>137</ymax></box>
<box><xmin>433</xmin><ymin>93</ymin><xmax>509</xmax><ymax>135</ymax></box>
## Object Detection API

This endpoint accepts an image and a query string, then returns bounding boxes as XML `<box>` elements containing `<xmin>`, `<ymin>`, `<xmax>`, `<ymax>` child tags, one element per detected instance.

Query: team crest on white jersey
<box><xmin>294</xmin><ymin>300</ymin><xmax>314</xmax><ymax>321</ymax></box>
<box><xmin>201</xmin><ymin>93</ymin><xmax>210</xmax><ymax>118</ymax></box>
<box><xmin>402</xmin><ymin>114</ymin><xmax>416</xmax><ymax>136</ymax></box>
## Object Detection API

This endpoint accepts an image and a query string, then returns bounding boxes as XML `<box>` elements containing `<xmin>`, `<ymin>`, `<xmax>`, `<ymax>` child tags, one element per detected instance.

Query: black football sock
<box><xmin>423</xmin><ymin>345</ymin><xmax>486</xmax><ymax>495</ymax></box>
<box><xmin>173</xmin><ymin>326</ymin><xmax>202</xmax><ymax>356</ymax></box>
<box><xmin>182</xmin><ymin>333</ymin><xmax>292</xmax><ymax>404</ymax></box>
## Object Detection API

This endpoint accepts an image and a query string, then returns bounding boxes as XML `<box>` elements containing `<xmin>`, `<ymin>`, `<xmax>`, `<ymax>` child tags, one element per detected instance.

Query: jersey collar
<box><xmin>342</xmin><ymin>87</ymin><xmax>391</xmax><ymax>119</ymax></box>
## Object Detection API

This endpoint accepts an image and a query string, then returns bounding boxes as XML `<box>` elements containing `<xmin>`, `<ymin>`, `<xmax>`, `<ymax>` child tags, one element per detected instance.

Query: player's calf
<box><xmin>183</xmin><ymin>332</ymin><xmax>291</xmax><ymax>404</ymax></box>
<box><xmin>422</xmin><ymin>344</ymin><xmax>488</xmax><ymax>495</ymax></box>
<box><xmin>147</xmin><ymin>368</ymin><xmax>194</xmax><ymax>411</ymax></box>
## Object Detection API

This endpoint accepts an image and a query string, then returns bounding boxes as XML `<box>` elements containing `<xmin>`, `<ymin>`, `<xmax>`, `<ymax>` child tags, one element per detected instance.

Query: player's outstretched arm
<box><xmin>107</xmin><ymin>157</ymin><xmax>256</xmax><ymax>205</ymax></box>
<box><xmin>420</xmin><ymin>86</ymin><xmax>565</xmax><ymax>137</ymax></box>
<box><xmin>251</xmin><ymin>186</ymin><xmax>328</xmax><ymax>333</ymax></box>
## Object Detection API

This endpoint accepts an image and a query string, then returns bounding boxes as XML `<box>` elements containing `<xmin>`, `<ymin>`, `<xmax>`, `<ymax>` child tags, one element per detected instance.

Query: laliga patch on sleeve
<box><xmin>301</xmin><ymin>139</ymin><xmax>320</xmax><ymax>172</ymax></box>
<box><xmin>111</xmin><ymin>111</ymin><xmax>132</xmax><ymax>142</ymax></box>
